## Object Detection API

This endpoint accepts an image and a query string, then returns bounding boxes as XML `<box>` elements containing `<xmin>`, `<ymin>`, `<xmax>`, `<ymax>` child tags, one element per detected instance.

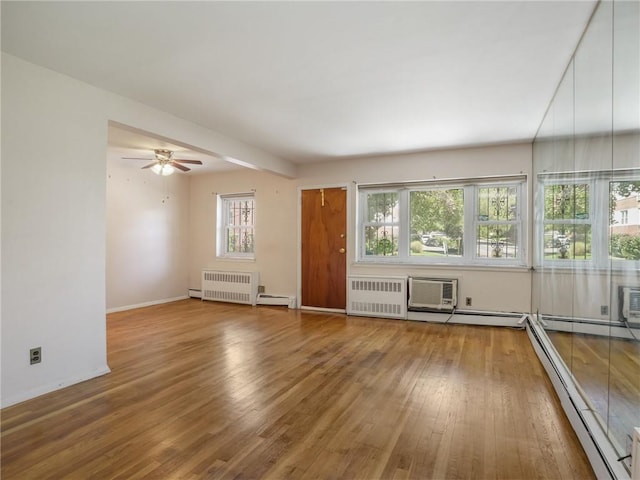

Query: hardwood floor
<box><xmin>547</xmin><ymin>330</ymin><xmax>640</xmax><ymax>456</ymax></box>
<box><xmin>2</xmin><ymin>299</ymin><xmax>594</xmax><ymax>479</ymax></box>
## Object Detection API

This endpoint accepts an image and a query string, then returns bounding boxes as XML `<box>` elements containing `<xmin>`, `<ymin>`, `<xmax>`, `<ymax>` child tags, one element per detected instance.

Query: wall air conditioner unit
<box><xmin>619</xmin><ymin>286</ymin><xmax>640</xmax><ymax>325</ymax></box>
<box><xmin>408</xmin><ymin>277</ymin><xmax>457</xmax><ymax>312</ymax></box>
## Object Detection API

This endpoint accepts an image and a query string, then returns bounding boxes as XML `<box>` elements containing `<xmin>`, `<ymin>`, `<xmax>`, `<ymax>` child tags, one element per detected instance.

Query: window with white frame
<box><xmin>620</xmin><ymin>210</ymin><xmax>629</xmax><ymax>225</ymax></box>
<box><xmin>362</xmin><ymin>191</ymin><xmax>400</xmax><ymax>256</ymax></box>
<box><xmin>218</xmin><ymin>193</ymin><xmax>255</xmax><ymax>258</ymax></box>
<box><xmin>609</xmin><ymin>179</ymin><xmax>640</xmax><ymax>264</ymax></box>
<box><xmin>537</xmin><ymin>170</ymin><xmax>640</xmax><ymax>268</ymax></box>
<box><xmin>358</xmin><ymin>177</ymin><xmax>525</xmax><ymax>265</ymax></box>
<box><xmin>541</xmin><ymin>182</ymin><xmax>592</xmax><ymax>262</ymax></box>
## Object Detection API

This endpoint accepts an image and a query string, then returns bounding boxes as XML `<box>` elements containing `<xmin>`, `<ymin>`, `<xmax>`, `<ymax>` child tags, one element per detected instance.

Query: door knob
<box><xmin>339</xmin><ymin>248</ymin><xmax>346</xmax><ymax>254</ymax></box>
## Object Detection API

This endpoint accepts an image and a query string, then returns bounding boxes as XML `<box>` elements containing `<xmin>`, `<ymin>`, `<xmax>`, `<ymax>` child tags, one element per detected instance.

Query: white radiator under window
<box><xmin>202</xmin><ymin>270</ymin><xmax>259</xmax><ymax>306</ymax></box>
<box><xmin>347</xmin><ymin>276</ymin><xmax>407</xmax><ymax>320</ymax></box>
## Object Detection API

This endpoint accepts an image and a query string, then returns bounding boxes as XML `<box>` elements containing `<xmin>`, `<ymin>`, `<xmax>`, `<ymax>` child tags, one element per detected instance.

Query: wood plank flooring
<box><xmin>2</xmin><ymin>299</ymin><xmax>594</xmax><ymax>479</ymax></box>
<box><xmin>547</xmin><ymin>330</ymin><xmax>640</xmax><ymax>456</ymax></box>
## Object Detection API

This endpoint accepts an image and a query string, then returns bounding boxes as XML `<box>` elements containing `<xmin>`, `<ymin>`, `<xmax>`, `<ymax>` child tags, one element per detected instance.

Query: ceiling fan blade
<box><xmin>141</xmin><ymin>162</ymin><xmax>157</xmax><ymax>169</ymax></box>
<box><xmin>171</xmin><ymin>162</ymin><xmax>190</xmax><ymax>172</ymax></box>
<box><xmin>122</xmin><ymin>157</ymin><xmax>153</xmax><ymax>161</ymax></box>
<box><xmin>173</xmin><ymin>159</ymin><xmax>203</xmax><ymax>165</ymax></box>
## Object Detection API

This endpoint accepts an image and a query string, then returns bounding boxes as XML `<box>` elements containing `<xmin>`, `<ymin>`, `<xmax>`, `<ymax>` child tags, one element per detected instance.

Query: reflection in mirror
<box><xmin>532</xmin><ymin>1</ymin><xmax>639</xmax><ymax>477</ymax></box>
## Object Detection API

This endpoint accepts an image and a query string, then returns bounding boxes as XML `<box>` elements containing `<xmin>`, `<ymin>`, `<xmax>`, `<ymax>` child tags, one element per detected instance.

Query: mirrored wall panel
<box><xmin>532</xmin><ymin>1</ymin><xmax>639</xmax><ymax>477</ymax></box>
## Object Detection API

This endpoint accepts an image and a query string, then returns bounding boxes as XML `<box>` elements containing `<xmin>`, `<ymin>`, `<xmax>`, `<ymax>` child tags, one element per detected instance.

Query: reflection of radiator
<box><xmin>202</xmin><ymin>271</ymin><xmax>259</xmax><ymax>306</ymax></box>
<box><xmin>408</xmin><ymin>277</ymin><xmax>457</xmax><ymax>311</ymax></box>
<box><xmin>347</xmin><ymin>276</ymin><xmax>407</xmax><ymax>319</ymax></box>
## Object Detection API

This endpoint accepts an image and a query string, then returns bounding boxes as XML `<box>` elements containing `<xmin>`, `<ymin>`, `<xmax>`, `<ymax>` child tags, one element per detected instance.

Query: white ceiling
<box><xmin>1</xmin><ymin>1</ymin><xmax>597</xmax><ymax>170</ymax></box>
<box><xmin>107</xmin><ymin>124</ymin><xmax>239</xmax><ymax>175</ymax></box>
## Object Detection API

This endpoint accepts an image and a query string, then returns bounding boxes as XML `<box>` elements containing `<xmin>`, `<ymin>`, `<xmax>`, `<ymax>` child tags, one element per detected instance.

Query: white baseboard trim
<box><xmin>257</xmin><ymin>294</ymin><xmax>296</xmax><ymax>308</ymax></box>
<box><xmin>527</xmin><ymin>320</ymin><xmax>628</xmax><ymax>480</ymax></box>
<box><xmin>543</xmin><ymin>318</ymin><xmax>636</xmax><ymax>340</ymax></box>
<box><xmin>106</xmin><ymin>295</ymin><xmax>189</xmax><ymax>314</ymax></box>
<box><xmin>300</xmin><ymin>306</ymin><xmax>346</xmax><ymax>314</ymax></box>
<box><xmin>1</xmin><ymin>365</ymin><xmax>111</xmax><ymax>409</ymax></box>
<box><xmin>407</xmin><ymin>310</ymin><xmax>522</xmax><ymax>327</ymax></box>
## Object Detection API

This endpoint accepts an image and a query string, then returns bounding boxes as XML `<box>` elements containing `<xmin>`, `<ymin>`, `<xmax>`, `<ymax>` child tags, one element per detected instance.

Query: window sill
<box><xmin>352</xmin><ymin>261</ymin><xmax>531</xmax><ymax>273</ymax></box>
<box><xmin>215</xmin><ymin>256</ymin><xmax>256</xmax><ymax>263</ymax></box>
<box><xmin>533</xmin><ymin>264</ymin><xmax>639</xmax><ymax>274</ymax></box>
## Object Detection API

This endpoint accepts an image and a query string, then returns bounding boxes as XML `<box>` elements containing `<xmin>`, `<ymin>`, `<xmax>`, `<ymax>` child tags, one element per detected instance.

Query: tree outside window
<box><xmin>410</xmin><ymin>189</ymin><xmax>464</xmax><ymax>257</ymax></box>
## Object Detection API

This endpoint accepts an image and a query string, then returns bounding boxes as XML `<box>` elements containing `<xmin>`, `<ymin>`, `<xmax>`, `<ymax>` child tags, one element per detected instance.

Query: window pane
<box><xmin>544</xmin><ymin>224</ymin><xmax>591</xmax><ymax>260</ymax></box>
<box><xmin>227</xmin><ymin>199</ymin><xmax>254</xmax><ymax>227</ymax></box>
<box><xmin>366</xmin><ymin>192</ymin><xmax>398</xmax><ymax>223</ymax></box>
<box><xmin>409</xmin><ymin>189</ymin><xmax>464</xmax><ymax>257</ymax></box>
<box><xmin>221</xmin><ymin>195</ymin><xmax>255</xmax><ymax>256</ymax></box>
<box><xmin>364</xmin><ymin>226</ymin><xmax>399</xmax><ymax>256</ymax></box>
<box><xmin>476</xmin><ymin>225</ymin><xmax>519</xmax><ymax>258</ymax></box>
<box><xmin>610</xmin><ymin>181</ymin><xmax>640</xmax><ymax>260</ymax></box>
<box><xmin>477</xmin><ymin>186</ymin><xmax>518</xmax><ymax>221</ymax></box>
<box><xmin>544</xmin><ymin>184</ymin><xmax>590</xmax><ymax>220</ymax></box>
<box><xmin>226</xmin><ymin>228</ymin><xmax>254</xmax><ymax>254</ymax></box>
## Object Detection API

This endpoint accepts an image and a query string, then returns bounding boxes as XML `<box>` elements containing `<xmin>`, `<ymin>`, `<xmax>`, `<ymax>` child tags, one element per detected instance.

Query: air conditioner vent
<box><xmin>408</xmin><ymin>277</ymin><xmax>458</xmax><ymax>312</ymax></box>
<box><xmin>619</xmin><ymin>285</ymin><xmax>640</xmax><ymax>325</ymax></box>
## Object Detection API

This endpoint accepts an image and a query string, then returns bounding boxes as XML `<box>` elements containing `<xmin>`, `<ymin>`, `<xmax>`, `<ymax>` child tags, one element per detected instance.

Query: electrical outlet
<box><xmin>601</xmin><ymin>305</ymin><xmax>609</xmax><ymax>315</ymax></box>
<box><xmin>30</xmin><ymin>347</ymin><xmax>42</xmax><ymax>365</ymax></box>
<box><xmin>465</xmin><ymin>297</ymin><xmax>472</xmax><ymax>306</ymax></box>
<box><xmin>258</xmin><ymin>285</ymin><xmax>265</xmax><ymax>294</ymax></box>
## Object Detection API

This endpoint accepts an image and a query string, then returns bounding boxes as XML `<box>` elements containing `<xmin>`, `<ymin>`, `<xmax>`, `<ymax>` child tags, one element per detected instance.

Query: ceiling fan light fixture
<box><xmin>154</xmin><ymin>149</ymin><xmax>173</xmax><ymax>162</ymax></box>
<box><xmin>151</xmin><ymin>163</ymin><xmax>175</xmax><ymax>176</ymax></box>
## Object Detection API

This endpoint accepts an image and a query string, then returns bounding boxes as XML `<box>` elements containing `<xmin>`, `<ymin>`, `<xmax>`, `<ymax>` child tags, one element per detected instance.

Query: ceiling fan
<box><xmin>122</xmin><ymin>149</ymin><xmax>203</xmax><ymax>176</ymax></box>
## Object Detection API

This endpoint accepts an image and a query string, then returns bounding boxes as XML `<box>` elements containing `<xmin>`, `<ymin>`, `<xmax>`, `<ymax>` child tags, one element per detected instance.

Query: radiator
<box><xmin>347</xmin><ymin>276</ymin><xmax>407</xmax><ymax>320</ymax></box>
<box><xmin>202</xmin><ymin>270</ymin><xmax>259</xmax><ymax>306</ymax></box>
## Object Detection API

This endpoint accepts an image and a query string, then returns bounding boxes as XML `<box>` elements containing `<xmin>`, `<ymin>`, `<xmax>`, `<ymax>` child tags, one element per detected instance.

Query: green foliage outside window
<box><xmin>611</xmin><ymin>234</ymin><xmax>640</xmax><ymax>260</ymax></box>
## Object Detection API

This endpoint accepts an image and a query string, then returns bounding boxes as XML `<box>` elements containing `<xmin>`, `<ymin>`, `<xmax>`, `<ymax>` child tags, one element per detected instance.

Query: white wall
<box><xmin>189</xmin><ymin>169</ymin><xmax>297</xmax><ymax>296</ymax></box>
<box><xmin>297</xmin><ymin>143</ymin><xmax>534</xmax><ymax>314</ymax></box>
<box><xmin>0</xmin><ymin>53</ymin><xmax>289</xmax><ymax>407</ymax></box>
<box><xmin>0</xmin><ymin>53</ymin><xmax>555</xmax><ymax>406</ymax></box>
<box><xmin>106</xmin><ymin>153</ymin><xmax>190</xmax><ymax>311</ymax></box>
<box><xmin>1</xmin><ymin>54</ymin><xmax>110</xmax><ymax>406</ymax></box>
<box><xmin>188</xmin><ymin>143</ymin><xmax>534</xmax><ymax>314</ymax></box>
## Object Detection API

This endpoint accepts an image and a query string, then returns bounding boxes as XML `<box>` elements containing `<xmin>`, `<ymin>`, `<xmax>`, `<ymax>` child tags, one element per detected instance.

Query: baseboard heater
<box><xmin>202</xmin><ymin>270</ymin><xmax>259</xmax><ymax>306</ymax></box>
<box><xmin>256</xmin><ymin>293</ymin><xmax>296</xmax><ymax>309</ymax></box>
<box><xmin>408</xmin><ymin>277</ymin><xmax>458</xmax><ymax>312</ymax></box>
<box><xmin>347</xmin><ymin>276</ymin><xmax>407</xmax><ymax>319</ymax></box>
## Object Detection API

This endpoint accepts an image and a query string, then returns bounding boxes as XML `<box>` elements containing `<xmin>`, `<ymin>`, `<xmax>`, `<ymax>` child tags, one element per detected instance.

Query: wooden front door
<box><xmin>301</xmin><ymin>187</ymin><xmax>347</xmax><ymax>310</ymax></box>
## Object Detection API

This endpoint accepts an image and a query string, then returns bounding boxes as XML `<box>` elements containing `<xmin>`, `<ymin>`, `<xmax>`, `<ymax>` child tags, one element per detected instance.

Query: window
<box><xmin>476</xmin><ymin>186</ymin><xmax>520</xmax><ymax>259</ymax></box>
<box><xmin>542</xmin><ymin>182</ymin><xmax>592</xmax><ymax>261</ymax></box>
<box><xmin>410</xmin><ymin>188</ymin><xmax>464</xmax><ymax>259</ymax></box>
<box><xmin>218</xmin><ymin>194</ymin><xmax>255</xmax><ymax>258</ymax></box>
<box><xmin>620</xmin><ymin>210</ymin><xmax>629</xmax><ymax>225</ymax></box>
<box><xmin>363</xmin><ymin>191</ymin><xmax>399</xmax><ymax>256</ymax></box>
<box><xmin>358</xmin><ymin>177</ymin><xmax>525</xmax><ymax>265</ymax></box>
<box><xmin>537</xmin><ymin>171</ymin><xmax>640</xmax><ymax>267</ymax></box>
<box><xmin>609</xmin><ymin>180</ymin><xmax>640</xmax><ymax>264</ymax></box>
